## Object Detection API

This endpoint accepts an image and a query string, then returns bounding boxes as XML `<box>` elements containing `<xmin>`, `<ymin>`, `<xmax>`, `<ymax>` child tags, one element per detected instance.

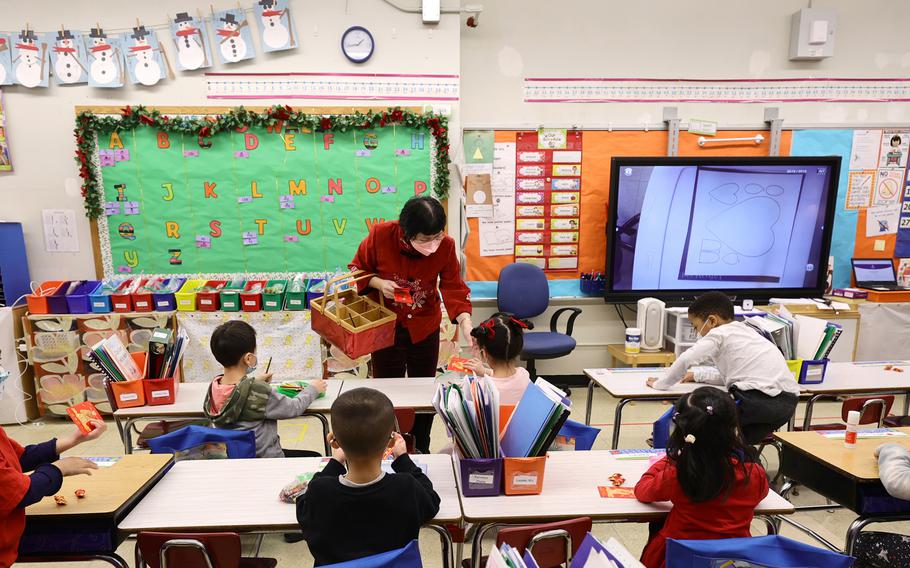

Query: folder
<box><xmin>501</xmin><ymin>378</ymin><xmax>571</xmax><ymax>458</ymax></box>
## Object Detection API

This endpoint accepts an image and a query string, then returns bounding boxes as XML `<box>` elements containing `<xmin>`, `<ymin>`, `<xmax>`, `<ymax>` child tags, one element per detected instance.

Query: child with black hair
<box><xmin>466</xmin><ymin>312</ymin><xmax>534</xmax><ymax>405</ymax></box>
<box><xmin>297</xmin><ymin>387</ymin><xmax>440</xmax><ymax>565</ymax></box>
<box><xmin>635</xmin><ymin>386</ymin><xmax>769</xmax><ymax>568</ymax></box>
<box><xmin>203</xmin><ymin>320</ymin><xmax>327</xmax><ymax>458</ymax></box>
<box><xmin>646</xmin><ymin>291</ymin><xmax>799</xmax><ymax>444</ymax></box>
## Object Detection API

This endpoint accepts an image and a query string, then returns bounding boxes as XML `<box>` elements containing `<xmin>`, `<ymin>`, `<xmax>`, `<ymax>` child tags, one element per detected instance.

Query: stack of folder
<box><xmin>146</xmin><ymin>327</ymin><xmax>188</xmax><ymax>379</ymax></box>
<box><xmin>744</xmin><ymin>309</ymin><xmax>842</xmax><ymax>361</ymax></box>
<box><xmin>500</xmin><ymin>378</ymin><xmax>572</xmax><ymax>458</ymax></box>
<box><xmin>88</xmin><ymin>334</ymin><xmax>144</xmax><ymax>382</ymax></box>
<box><xmin>434</xmin><ymin>374</ymin><xmax>502</xmax><ymax>459</ymax></box>
<box><xmin>486</xmin><ymin>533</ymin><xmax>643</xmax><ymax>568</ymax></box>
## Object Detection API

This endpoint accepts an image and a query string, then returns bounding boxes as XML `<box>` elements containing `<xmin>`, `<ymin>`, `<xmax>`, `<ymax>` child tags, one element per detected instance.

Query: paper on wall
<box><xmin>42</xmin><ymin>209</ymin><xmax>79</xmax><ymax>253</ymax></box>
<box><xmin>879</xmin><ymin>129</ymin><xmax>910</xmax><ymax>170</ymax></box>
<box><xmin>866</xmin><ymin>204</ymin><xmax>902</xmax><ymax>237</ymax></box>
<box><xmin>480</xmin><ymin>141</ymin><xmax>517</xmax><ymax>256</ymax></box>
<box><xmin>846</xmin><ymin>170</ymin><xmax>874</xmax><ymax>209</ymax></box>
<box><xmin>873</xmin><ymin>169</ymin><xmax>904</xmax><ymax>206</ymax></box>
<box><xmin>898</xmin><ymin>258</ymin><xmax>910</xmax><ymax>287</ymax></box>
<box><xmin>465</xmin><ymin>174</ymin><xmax>493</xmax><ymax>218</ymax></box>
<box><xmin>850</xmin><ymin>129</ymin><xmax>882</xmax><ymax>170</ymax></box>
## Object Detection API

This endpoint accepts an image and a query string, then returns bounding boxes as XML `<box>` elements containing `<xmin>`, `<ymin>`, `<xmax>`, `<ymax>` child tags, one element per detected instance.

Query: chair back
<box><xmin>394</xmin><ymin>408</ymin><xmax>417</xmax><ymax>454</ymax></box>
<box><xmin>145</xmin><ymin>425</ymin><xmax>257</xmax><ymax>459</ymax></box>
<box><xmin>842</xmin><ymin>396</ymin><xmax>894</xmax><ymax>427</ymax></box>
<box><xmin>496</xmin><ymin>517</ymin><xmax>593</xmax><ymax>568</ymax></box>
<box><xmin>497</xmin><ymin>263</ymin><xmax>549</xmax><ymax>319</ymax></box>
<box><xmin>138</xmin><ymin>532</ymin><xmax>241</xmax><ymax>568</ymax></box>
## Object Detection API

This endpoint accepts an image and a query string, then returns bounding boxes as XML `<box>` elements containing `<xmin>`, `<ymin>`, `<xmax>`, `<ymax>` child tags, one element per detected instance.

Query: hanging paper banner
<box><xmin>0</xmin><ymin>34</ymin><xmax>13</xmax><ymax>86</ymax></box>
<box><xmin>255</xmin><ymin>0</ymin><xmax>297</xmax><ymax>53</ymax></box>
<box><xmin>170</xmin><ymin>12</ymin><xmax>213</xmax><ymax>71</ymax></box>
<box><xmin>47</xmin><ymin>29</ymin><xmax>88</xmax><ymax>85</ymax></box>
<box><xmin>12</xmin><ymin>29</ymin><xmax>49</xmax><ymax>88</ymax></box>
<box><xmin>212</xmin><ymin>8</ymin><xmax>255</xmax><ymax>64</ymax></box>
<box><xmin>121</xmin><ymin>26</ymin><xmax>166</xmax><ymax>86</ymax></box>
<box><xmin>84</xmin><ymin>27</ymin><xmax>125</xmax><ymax>88</ymax></box>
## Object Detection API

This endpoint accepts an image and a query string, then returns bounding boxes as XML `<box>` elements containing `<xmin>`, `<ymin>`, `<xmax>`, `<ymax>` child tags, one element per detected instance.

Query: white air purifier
<box><xmin>636</xmin><ymin>297</ymin><xmax>667</xmax><ymax>351</ymax></box>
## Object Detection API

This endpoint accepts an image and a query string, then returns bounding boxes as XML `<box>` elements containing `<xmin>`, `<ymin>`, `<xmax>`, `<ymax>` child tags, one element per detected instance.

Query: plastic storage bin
<box><xmin>131</xmin><ymin>282</ymin><xmax>155</xmax><ymax>312</ymax></box>
<box><xmin>25</xmin><ymin>281</ymin><xmax>64</xmax><ymax>315</ymax></box>
<box><xmin>153</xmin><ymin>278</ymin><xmax>185</xmax><ymax>311</ymax></box>
<box><xmin>196</xmin><ymin>280</ymin><xmax>227</xmax><ymax>312</ymax></box>
<box><xmin>306</xmin><ymin>278</ymin><xmax>326</xmax><ymax>309</ymax></box>
<box><xmin>283</xmin><ymin>278</ymin><xmax>309</xmax><ymax>311</ymax></box>
<box><xmin>64</xmin><ymin>281</ymin><xmax>101</xmax><ymax>314</ymax></box>
<box><xmin>46</xmin><ymin>281</ymin><xmax>73</xmax><ymax>314</ymax></box>
<box><xmin>112</xmin><ymin>279</ymin><xmax>146</xmax><ymax>313</ymax></box>
<box><xmin>502</xmin><ymin>455</ymin><xmax>547</xmax><ymax>495</ymax></box>
<box><xmin>788</xmin><ymin>358</ymin><xmax>829</xmax><ymax>385</ymax></box>
<box><xmin>143</xmin><ymin>376</ymin><xmax>179</xmax><ymax>406</ymax></box>
<box><xmin>262</xmin><ymin>280</ymin><xmax>287</xmax><ymax>311</ymax></box>
<box><xmin>240</xmin><ymin>280</ymin><xmax>268</xmax><ymax>312</ymax></box>
<box><xmin>218</xmin><ymin>280</ymin><xmax>246</xmax><ymax>312</ymax></box>
<box><xmin>89</xmin><ymin>280</ymin><xmax>121</xmax><ymax>314</ymax></box>
<box><xmin>459</xmin><ymin>458</ymin><xmax>503</xmax><ymax>497</ymax></box>
<box><xmin>175</xmin><ymin>279</ymin><xmax>208</xmax><ymax>312</ymax></box>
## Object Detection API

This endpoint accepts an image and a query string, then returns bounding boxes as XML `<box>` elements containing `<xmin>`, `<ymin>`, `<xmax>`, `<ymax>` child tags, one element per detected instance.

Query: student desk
<box><xmin>582</xmin><ymin>368</ymin><xmax>710</xmax><ymax>449</ymax></box>
<box><xmin>339</xmin><ymin>377</ymin><xmax>440</xmax><ymax>411</ymax></box>
<box><xmin>774</xmin><ymin>428</ymin><xmax>910</xmax><ymax>554</ymax></box>
<box><xmin>113</xmin><ymin>380</ymin><xmax>344</xmax><ymax>455</ymax></box>
<box><xmin>800</xmin><ymin>361</ymin><xmax>910</xmax><ymax>428</ymax></box>
<box><xmin>456</xmin><ymin>450</ymin><xmax>794</xmax><ymax>568</ymax></box>
<box><xmin>118</xmin><ymin>454</ymin><xmax>461</xmax><ymax>568</ymax></box>
<box><xmin>20</xmin><ymin>454</ymin><xmax>172</xmax><ymax>567</ymax></box>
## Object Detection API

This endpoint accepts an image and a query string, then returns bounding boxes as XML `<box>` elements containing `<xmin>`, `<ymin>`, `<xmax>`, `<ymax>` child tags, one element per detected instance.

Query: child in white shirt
<box><xmin>647</xmin><ymin>292</ymin><xmax>799</xmax><ymax>444</ymax></box>
<box><xmin>465</xmin><ymin>312</ymin><xmax>534</xmax><ymax>405</ymax></box>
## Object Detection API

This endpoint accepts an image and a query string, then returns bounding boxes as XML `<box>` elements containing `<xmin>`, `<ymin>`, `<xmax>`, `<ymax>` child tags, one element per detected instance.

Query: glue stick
<box><xmin>844</xmin><ymin>410</ymin><xmax>861</xmax><ymax>448</ymax></box>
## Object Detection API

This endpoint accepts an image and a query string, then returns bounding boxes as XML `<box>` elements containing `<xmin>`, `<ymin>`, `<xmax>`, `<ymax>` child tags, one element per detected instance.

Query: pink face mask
<box><xmin>411</xmin><ymin>237</ymin><xmax>442</xmax><ymax>256</ymax></box>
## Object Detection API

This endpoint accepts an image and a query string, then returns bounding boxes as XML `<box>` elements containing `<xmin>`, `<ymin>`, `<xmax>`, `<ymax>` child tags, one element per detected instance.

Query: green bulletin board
<box><xmin>98</xmin><ymin>122</ymin><xmax>432</xmax><ymax>276</ymax></box>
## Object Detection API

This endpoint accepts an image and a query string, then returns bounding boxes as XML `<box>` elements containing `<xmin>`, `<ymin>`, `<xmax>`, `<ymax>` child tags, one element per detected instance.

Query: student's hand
<box><xmin>254</xmin><ymin>372</ymin><xmax>273</xmax><ymax>383</ymax></box>
<box><xmin>330</xmin><ymin>445</ymin><xmax>346</xmax><ymax>464</ymax></box>
<box><xmin>457</xmin><ymin>314</ymin><xmax>475</xmax><ymax>349</ymax></box>
<box><xmin>52</xmin><ymin>457</ymin><xmax>99</xmax><ymax>477</ymax></box>
<box><xmin>57</xmin><ymin>420</ymin><xmax>108</xmax><ymax>453</ymax></box>
<box><xmin>465</xmin><ymin>358</ymin><xmax>486</xmax><ymax>377</ymax></box>
<box><xmin>309</xmin><ymin>378</ymin><xmax>327</xmax><ymax>394</ymax></box>
<box><xmin>646</xmin><ymin>377</ymin><xmax>658</xmax><ymax>388</ymax></box>
<box><xmin>391</xmin><ymin>432</ymin><xmax>408</xmax><ymax>458</ymax></box>
<box><xmin>370</xmin><ymin>277</ymin><xmax>397</xmax><ymax>300</ymax></box>
<box><xmin>681</xmin><ymin>371</ymin><xmax>695</xmax><ymax>383</ymax></box>
<box><xmin>81</xmin><ymin>420</ymin><xmax>107</xmax><ymax>442</ymax></box>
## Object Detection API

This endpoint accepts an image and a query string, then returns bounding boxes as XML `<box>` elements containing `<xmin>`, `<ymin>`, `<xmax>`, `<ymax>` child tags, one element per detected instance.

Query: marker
<box><xmin>264</xmin><ymin>356</ymin><xmax>272</xmax><ymax>374</ymax></box>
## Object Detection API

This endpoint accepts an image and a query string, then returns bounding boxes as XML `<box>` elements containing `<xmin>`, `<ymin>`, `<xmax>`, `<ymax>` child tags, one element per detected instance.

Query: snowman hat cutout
<box><xmin>174</xmin><ymin>12</ymin><xmax>194</xmax><ymax>24</ymax></box>
<box><xmin>89</xmin><ymin>28</ymin><xmax>107</xmax><ymax>39</ymax></box>
<box><xmin>56</xmin><ymin>29</ymin><xmax>75</xmax><ymax>41</ymax></box>
<box><xmin>220</xmin><ymin>13</ymin><xmax>239</xmax><ymax>25</ymax></box>
<box><xmin>259</xmin><ymin>0</ymin><xmax>282</xmax><ymax>16</ymax></box>
<box><xmin>131</xmin><ymin>26</ymin><xmax>151</xmax><ymax>41</ymax></box>
<box><xmin>19</xmin><ymin>29</ymin><xmax>39</xmax><ymax>43</ymax></box>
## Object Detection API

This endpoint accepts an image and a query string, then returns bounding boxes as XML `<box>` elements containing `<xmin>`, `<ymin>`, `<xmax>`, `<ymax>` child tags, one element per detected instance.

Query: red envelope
<box><xmin>66</xmin><ymin>401</ymin><xmax>103</xmax><ymax>435</ymax></box>
<box><xmin>393</xmin><ymin>288</ymin><xmax>414</xmax><ymax>305</ymax></box>
<box><xmin>447</xmin><ymin>357</ymin><xmax>471</xmax><ymax>373</ymax></box>
<box><xmin>598</xmin><ymin>486</ymin><xmax>636</xmax><ymax>499</ymax></box>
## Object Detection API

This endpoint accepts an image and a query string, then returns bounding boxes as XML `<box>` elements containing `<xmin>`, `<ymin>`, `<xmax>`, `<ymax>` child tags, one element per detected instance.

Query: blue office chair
<box><xmin>497</xmin><ymin>263</ymin><xmax>582</xmax><ymax>378</ymax></box>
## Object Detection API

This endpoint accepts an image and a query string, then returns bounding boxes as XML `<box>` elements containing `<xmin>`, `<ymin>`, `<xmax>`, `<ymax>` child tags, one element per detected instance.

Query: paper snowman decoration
<box><xmin>171</xmin><ymin>12</ymin><xmax>212</xmax><ymax>71</ymax></box>
<box><xmin>255</xmin><ymin>0</ymin><xmax>297</xmax><ymax>52</ymax></box>
<box><xmin>84</xmin><ymin>27</ymin><xmax>124</xmax><ymax>88</ymax></box>
<box><xmin>48</xmin><ymin>29</ymin><xmax>88</xmax><ymax>85</ymax></box>
<box><xmin>12</xmin><ymin>29</ymin><xmax>48</xmax><ymax>88</ymax></box>
<box><xmin>0</xmin><ymin>34</ymin><xmax>12</xmax><ymax>85</ymax></box>
<box><xmin>213</xmin><ymin>9</ymin><xmax>255</xmax><ymax>64</ymax></box>
<box><xmin>123</xmin><ymin>26</ymin><xmax>166</xmax><ymax>86</ymax></box>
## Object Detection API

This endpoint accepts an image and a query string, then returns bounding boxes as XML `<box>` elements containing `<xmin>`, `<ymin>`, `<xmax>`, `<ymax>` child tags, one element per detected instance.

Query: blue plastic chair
<box><xmin>497</xmin><ymin>263</ymin><xmax>582</xmax><ymax>377</ymax></box>
<box><xmin>319</xmin><ymin>540</ymin><xmax>422</xmax><ymax>568</ymax></box>
<box><xmin>652</xmin><ymin>406</ymin><xmax>674</xmax><ymax>449</ymax></box>
<box><xmin>666</xmin><ymin>535</ymin><xmax>854</xmax><ymax>568</ymax></box>
<box><xmin>146</xmin><ymin>425</ymin><xmax>257</xmax><ymax>459</ymax></box>
<box><xmin>554</xmin><ymin>419</ymin><xmax>601</xmax><ymax>451</ymax></box>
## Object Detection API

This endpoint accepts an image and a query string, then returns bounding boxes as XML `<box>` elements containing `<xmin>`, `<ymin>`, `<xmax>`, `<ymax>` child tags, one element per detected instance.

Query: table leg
<box><xmin>123</xmin><ymin>418</ymin><xmax>135</xmax><ymax>455</ymax></box>
<box><xmin>311</xmin><ymin>413</ymin><xmax>331</xmax><ymax>455</ymax></box>
<box><xmin>135</xmin><ymin>542</ymin><xmax>145</xmax><ymax>568</ymax></box>
<box><xmin>802</xmin><ymin>394</ymin><xmax>827</xmax><ymax>430</ymax></box>
<box><xmin>426</xmin><ymin>524</ymin><xmax>455</xmax><ymax>568</ymax></box>
<box><xmin>775</xmin><ymin>515</ymin><xmax>843</xmax><ymax>552</ymax></box>
<box><xmin>611</xmin><ymin>398</ymin><xmax>634</xmax><ymax>449</ymax></box>
<box><xmin>585</xmin><ymin>380</ymin><xmax>596</xmax><ymax>426</ymax></box>
<box><xmin>755</xmin><ymin>515</ymin><xmax>777</xmax><ymax>535</ymax></box>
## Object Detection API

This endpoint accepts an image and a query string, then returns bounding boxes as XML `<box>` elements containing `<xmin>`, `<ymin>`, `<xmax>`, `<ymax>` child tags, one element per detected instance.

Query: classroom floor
<box><xmin>9</xmin><ymin>387</ymin><xmax>910</xmax><ymax>567</ymax></box>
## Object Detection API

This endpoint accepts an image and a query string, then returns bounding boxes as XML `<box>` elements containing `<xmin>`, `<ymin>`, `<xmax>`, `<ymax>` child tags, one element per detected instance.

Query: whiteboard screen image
<box><xmin>609</xmin><ymin>160</ymin><xmax>838</xmax><ymax>296</ymax></box>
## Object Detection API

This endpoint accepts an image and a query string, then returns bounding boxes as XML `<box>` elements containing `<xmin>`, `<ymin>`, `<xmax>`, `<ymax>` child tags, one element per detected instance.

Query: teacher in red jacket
<box><xmin>350</xmin><ymin>196</ymin><xmax>473</xmax><ymax>453</ymax></box>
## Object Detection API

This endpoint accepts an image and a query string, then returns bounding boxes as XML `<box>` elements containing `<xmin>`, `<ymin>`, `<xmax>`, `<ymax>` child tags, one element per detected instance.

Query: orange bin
<box><xmin>503</xmin><ymin>455</ymin><xmax>547</xmax><ymax>495</ymax></box>
<box><xmin>143</xmin><ymin>376</ymin><xmax>180</xmax><ymax>406</ymax></box>
<box><xmin>109</xmin><ymin>352</ymin><xmax>148</xmax><ymax>409</ymax></box>
<box><xmin>25</xmin><ymin>281</ymin><xmax>64</xmax><ymax>314</ymax></box>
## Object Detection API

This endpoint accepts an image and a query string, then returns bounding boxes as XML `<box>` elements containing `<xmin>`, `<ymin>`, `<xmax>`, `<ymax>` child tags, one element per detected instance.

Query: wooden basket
<box><xmin>310</xmin><ymin>271</ymin><xmax>397</xmax><ymax>359</ymax></box>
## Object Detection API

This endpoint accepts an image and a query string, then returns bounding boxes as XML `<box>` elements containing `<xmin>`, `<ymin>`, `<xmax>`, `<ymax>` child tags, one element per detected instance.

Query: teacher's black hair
<box><xmin>667</xmin><ymin>386</ymin><xmax>759</xmax><ymax>502</ymax></box>
<box><xmin>399</xmin><ymin>196</ymin><xmax>446</xmax><ymax>239</ymax></box>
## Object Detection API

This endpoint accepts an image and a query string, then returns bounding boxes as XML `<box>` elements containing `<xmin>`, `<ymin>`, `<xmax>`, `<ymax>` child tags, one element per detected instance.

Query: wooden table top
<box><xmin>457</xmin><ymin>451</ymin><xmax>793</xmax><ymax>523</ymax></box>
<box><xmin>27</xmin><ymin>454</ymin><xmax>172</xmax><ymax>517</ymax></box>
<box><xmin>118</xmin><ymin>454</ymin><xmax>461</xmax><ymax>533</ymax></box>
<box><xmin>339</xmin><ymin>378</ymin><xmax>439</xmax><ymax>411</ymax></box>
<box><xmin>775</xmin><ymin>427</ymin><xmax>910</xmax><ymax>481</ymax></box>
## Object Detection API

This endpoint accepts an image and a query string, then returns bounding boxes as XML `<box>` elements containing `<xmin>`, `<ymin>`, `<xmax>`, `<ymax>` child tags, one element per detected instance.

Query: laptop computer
<box><xmin>851</xmin><ymin>258</ymin><xmax>908</xmax><ymax>291</ymax></box>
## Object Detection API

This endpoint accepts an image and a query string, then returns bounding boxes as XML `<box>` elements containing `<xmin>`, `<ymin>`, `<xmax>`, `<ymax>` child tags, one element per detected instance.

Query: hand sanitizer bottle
<box><xmin>844</xmin><ymin>410</ymin><xmax>861</xmax><ymax>448</ymax></box>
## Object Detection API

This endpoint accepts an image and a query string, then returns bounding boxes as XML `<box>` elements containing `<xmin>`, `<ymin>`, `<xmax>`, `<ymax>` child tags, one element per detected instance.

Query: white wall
<box><xmin>461</xmin><ymin>0</ymin><xmax>910</xmax><ymax>373</ymax></box>
<box><xmin>0</xmin><ymin>0</ymin><xmax>460</xmax><ymax>283</ymax></box>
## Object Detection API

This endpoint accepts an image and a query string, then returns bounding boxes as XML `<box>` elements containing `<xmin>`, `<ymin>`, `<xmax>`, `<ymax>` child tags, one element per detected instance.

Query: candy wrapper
<box><xmin>279</xmin><ymin>472</ymin><xmax>316</xmax><ymax>503</ymax></box>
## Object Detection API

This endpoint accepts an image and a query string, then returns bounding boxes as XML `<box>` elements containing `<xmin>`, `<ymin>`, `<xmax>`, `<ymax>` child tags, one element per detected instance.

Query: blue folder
<box><xmin>501</xmin><ymin>381</ymin><xmax>566</xmax><ymax>458</ymax></box>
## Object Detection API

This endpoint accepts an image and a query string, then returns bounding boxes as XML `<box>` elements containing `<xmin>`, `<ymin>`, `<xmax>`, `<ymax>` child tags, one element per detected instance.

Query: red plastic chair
<box><xmin>394</xmin><ymin>408</ymin><xmax>417</xmax><ymax>454</ymax></box>
<box><xmin>800</xmin><ymin>396</ymin><xmax>894</xmax><ymax>431</ymax></box>
<box><xmin>462</xmin><ymin>517</ymin><xmax>593</xmax><ymax>568</ymax></box>
<box><xmin>137</xmin><ymin>532</ymin><xmax>277</xmax><ymax>568</ymax></box>
<box><xmin>104</xmin><ymin>378</ymin><xmax>208</xmax><ymax>452</ymax></box>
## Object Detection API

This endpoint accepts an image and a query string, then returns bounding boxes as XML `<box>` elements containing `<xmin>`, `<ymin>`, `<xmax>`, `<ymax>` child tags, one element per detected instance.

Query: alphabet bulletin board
<box><xmin>77</xmin><ymin>106</ymin><xmax>444</xmax><ymax>278</ymax></box>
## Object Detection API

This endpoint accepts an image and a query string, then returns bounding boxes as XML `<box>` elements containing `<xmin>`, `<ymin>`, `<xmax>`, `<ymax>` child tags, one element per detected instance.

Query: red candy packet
<box><xmin>447</xmin><ymin>357</ymin><xmax>471</xmax><ymax>373</ymax></box>
<box><xmin>598</xmin><ymin>486</ymin><xmax>636</xmax><ymax>499</ymax></box>
<box><xmin>66</xmin><ymin>401</ymin><xmax>103</xmax><ymax>435</ymax></box>
<box><xmin>393</xmin><ymin>288</ymin><xmax>414</xmax><ymax>305</ymax></box>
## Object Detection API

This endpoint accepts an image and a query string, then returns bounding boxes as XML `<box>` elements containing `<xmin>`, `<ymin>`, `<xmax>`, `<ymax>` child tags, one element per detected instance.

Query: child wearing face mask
<box><xmin>203</xmin><ymin>320</ymin><xmax>327</xmax><ymax>458</ymax></box>
<box><xmin>646</xmin><ymin>292</ymin><xmax>799</xmax><ymax>444</ymax></box>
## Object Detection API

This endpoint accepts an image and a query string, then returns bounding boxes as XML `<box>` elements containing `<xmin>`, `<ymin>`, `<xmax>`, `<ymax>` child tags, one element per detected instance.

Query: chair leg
<box><xmin>526</xmin><ymin>359</ymin><xmax>537</xmax><ymax>378</ymax></box>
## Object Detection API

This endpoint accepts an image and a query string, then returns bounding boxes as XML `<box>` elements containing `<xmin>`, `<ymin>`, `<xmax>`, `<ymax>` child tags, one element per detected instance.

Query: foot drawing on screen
<box><xmin>697</xmin><ymin>186</ymin><xmax>783</xmax><ymax>267</ymax></box>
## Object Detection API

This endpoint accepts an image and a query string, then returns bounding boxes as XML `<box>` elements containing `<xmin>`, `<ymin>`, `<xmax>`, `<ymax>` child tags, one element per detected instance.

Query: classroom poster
<box><xmin>84</xmin><ymin>27</ymin><xmax>125</xmax><ymax>88</ymax></box>
<box><xmin>0</xmin><ymin>93</ymin><xmax>10</xmax><ymax>172</ymax></box>
<box><xmin>47</xmin><ymin>29</ymin><xmax>88</xmax><ymax>85</ymax></box>
<box><xmin>479</xmin><ymin>141</ymin><xmax>517</xmax><ymax>257</ymax></box>
<box><xmin>866</xmin><ymin>204</ymin><xmax>901</xmax><ymax>237</ymax></box>
<box><xmin>11</xmin><ymin>30</ymin><xmax>49</xmax><ymax>88</ymax></box>
<box><xmin>879</xmin><ymin>130</ymin><xmax>910</xmax><ymax>169</ymax></box>
<box><xmin>0</xmin><ymin>34</ymin><xmax>14</xmax><ymax>86</ymax></box>
<box><xmin>255</xmin><ymin>0</ymin><xmax>297</xmax><ymax>53</ymax></box>
<box><xmin>873</xmin><ymin>168</ymin><xmax>903</xmax><ymax>207</ymax></box>
<box><xmin>212</xmin><ymin>8</ymin><xmax>255</xmax><ymax>64</ymax></box>
<box><xmin>97</xmin><ymin>124</ymin><xmax>431</xmax><ymax>275</ymax></box>
<box><xmin>120</xmin><ymin>26</ymin><xmax>167</xmax><ymax>86</ymax></box>
<box><xmin>846</xmin><ymin>170</ymin><xmax>874</xmax><ymax>209</ymax></box>
<box><xmin>850</xmin><ymin>129</ymin><xmax>882</xmax><ymax>170</ymax></box>
<box><xmin>464</xmin><ymin>130</ymin><xmax>494</xmax><ymax>164</ymax></box>
<box><xmin>894</xmin><ymin>167</ymin><xmax>910</xmax><ymax>257</ymax></box>
<box><xmin>170</xmin><ymin>12</ymin><xmax>213</xmax><ymax>71</ymax></box>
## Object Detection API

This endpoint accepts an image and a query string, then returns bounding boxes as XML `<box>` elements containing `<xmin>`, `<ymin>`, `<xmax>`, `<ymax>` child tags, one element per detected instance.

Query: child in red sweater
<box><xmin>634</xmin><ymin>386</ymin><xmax>768</xmax><ymax>568</ymax></box>
<box><xmin>0</xmin><ymin>421</ymin><xmax>106</xmax><ymax>567</ymax></box>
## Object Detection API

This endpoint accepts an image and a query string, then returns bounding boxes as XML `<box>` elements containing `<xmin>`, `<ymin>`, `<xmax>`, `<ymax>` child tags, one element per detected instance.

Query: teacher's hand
<box><xmin>369</xmin><ymin>277</ymin><xmax>397</xmax><ymax>300</ymax></box>
<box><xmin>457</xmin><ymin>314</ymin><xmax>475</xmax><ymax>348</ymax></box>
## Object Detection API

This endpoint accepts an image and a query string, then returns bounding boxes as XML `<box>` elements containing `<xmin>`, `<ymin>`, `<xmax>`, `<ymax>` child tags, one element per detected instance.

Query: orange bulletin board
<box><xmin>465</xmin><ymin>129</ymin><xmax>794</xmax><ymax>284</ymax></box>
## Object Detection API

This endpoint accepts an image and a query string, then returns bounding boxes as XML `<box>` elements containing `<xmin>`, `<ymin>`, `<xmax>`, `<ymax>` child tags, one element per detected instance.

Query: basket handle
<box><xmin>328</xmin><ymin>270</ymin><xmax>387</xmax><ymax>314</ymax></box>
